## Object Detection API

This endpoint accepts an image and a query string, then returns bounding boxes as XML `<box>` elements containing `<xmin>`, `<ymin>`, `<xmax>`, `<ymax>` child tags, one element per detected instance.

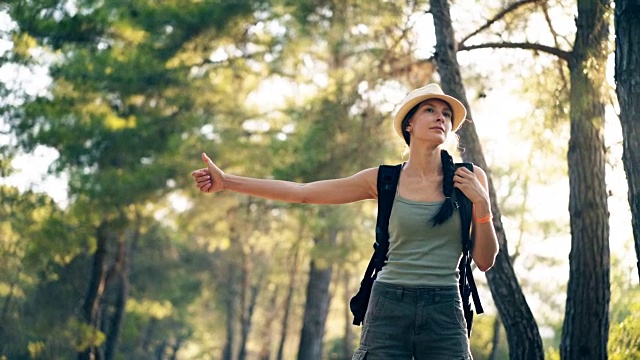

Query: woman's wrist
<box><xmin>221</xmin><ymin>173</ymin><xmax>235</xmax><ymax>191</ymax></box>
<box><xmin>473</xmin><ymin>201</ymin><xmax>492</xmax><ymax>222</ymax></box>
<box><xmin>476</xmin><ymin>213</ymin><xmax>493</xmax><ymax>224</ymax></box>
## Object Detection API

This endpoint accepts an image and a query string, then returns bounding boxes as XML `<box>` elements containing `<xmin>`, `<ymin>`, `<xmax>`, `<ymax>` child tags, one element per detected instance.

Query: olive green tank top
<box><xmin>376</xmin><ymin>194</ymin><xmax>463</xmax><ymax>286</ymax></box>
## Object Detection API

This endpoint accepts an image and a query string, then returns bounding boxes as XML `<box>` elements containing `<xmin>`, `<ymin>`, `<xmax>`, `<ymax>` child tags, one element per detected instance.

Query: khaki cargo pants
<box><xmin>352</xmin><ymin>281</ymin><xmax>472</xmax><ymax>360</ymax></box>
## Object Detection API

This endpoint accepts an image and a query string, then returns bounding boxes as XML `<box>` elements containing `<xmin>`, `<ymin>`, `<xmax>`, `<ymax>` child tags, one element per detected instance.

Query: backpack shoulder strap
<box><xmin>455</xmin><ymin>162</ymin><xmax>484</xmax><ymax>337</ymax></box>
<box><xmin>349</xmin><ymin>164</ymin><xmax>402</xmax><ymax>326</ymax></box>
<box><xmin>455</xmin><ymin>162</ymin><xmax>474</xmax><ymax>253</ymax></box>
<box><xmin>374</xmin><ymin>164</ymin><xmax>402</xmax><ymax>269</ymax></box>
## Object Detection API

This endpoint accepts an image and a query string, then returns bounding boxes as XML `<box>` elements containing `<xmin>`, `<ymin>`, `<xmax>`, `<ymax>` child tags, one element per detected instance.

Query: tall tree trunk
<box><xmin>297</xmin><ymin>232</ymin><xmax>336</xmax><ymax>360</ymax></box>
<box><xmin>169</xmin><ymin>338</ymin><xmax>183</xmax><ymax>360</ymax></box>
<box><xmin>342</xmin><ymin>267</ymin><xmax>355</xmax><ymax>359</ymax></box>
<box><xmin>277</xmin><ymin>234</ymin><xmax>302</xmax><ymax>360</ymax></box>
<box><xmin>104</xmin><ymin>270</ymin><xmax>128</xmax><ymax>360</ymax></box>
<box><xmin>154</xmin><ymin>340</ymin><xmax>167</xmax><ymax>360</ymax></box>
<box><xmin>141</xmin><ymin>318</ymin><xmax>157</xmax><ymax>354</ymax></box>
<box><xmin>429</xmin><ymin>0</ymin><xmax>544</xmax><ymax>358</ymax></box>
<box><xmin>220</xmin><ymin>219</ymin><xmax>242</xmax><ymax>360</ymax></box>
<box><xmin>238</xmin><ymin>263</ymin><xmax>263</xmax><ymax>360</ymax></box>
<box><xmin>561</xmin><ymin>0</ymin><xmax>611</xmax><ymax>358</ymax></box>
<box><xmin>238</xmin><ymin>250</ymin><xmax>250</xmax><ymax>360</ymax></box>
<box><xmin>222</xmin><ymin>260</ymin><xmax>238</xmax><ymax>360</ymax></box>
<box><xmin>105</xmin><ymin>224</ymin><xmax>136</xmax><ymax>360</ymax></box>
<box><xmin>614</xmin><ymin>0</ymin><xmax>640</xmax><ymax>283</ymax></box>
<box><xmin>78</xmin><ymin>220</ymin><xmax>111</xmax><ymax>360</ymax></box>
<box><xmin>258</xmin><ymin>285</ymin><xmax>279</xmax><ymax>360</ymax></box>
<box><xmin>489</xmin><ymin>316</ymin><xmax>502</xmax><ymax>360</ymax></box>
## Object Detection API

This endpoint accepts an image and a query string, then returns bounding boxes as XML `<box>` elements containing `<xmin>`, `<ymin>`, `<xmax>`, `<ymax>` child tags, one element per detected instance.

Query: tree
<box><xmin>0</xmin><ymin>186</ymin><xmax>74</xmax><ymax>357</ymax></box>
<box><xmin>442</xmin><ymin>0</ymin><xmax>612</xmax><ymax>356</ymax></box>
<box><xmin>3</xmin><ymin>0</ymin><xmax>626</xmax><ymax>358</ymax></box>
<box><xmin>429</xmin><ymin>0</ymin><xmax>545</xmax><ymax>358</ymax></box>
<box><xmin>4</xmin><ymin>0</ymin><xmax>263</xmax><ymax>358</ymax></box>
<box><xmin>614</xmin><ymin>0</ymin><xmax>640</xmax><ymax>283</ymax></box>
<box><xmin>264</xmin><ymin>2</ymin><xmax>424</xmax><ymax>358</ymax></box>
<box><xmin>560</xmin><ymin>1</ymin><xmax>611</xmax><ymax>358</ymax></box>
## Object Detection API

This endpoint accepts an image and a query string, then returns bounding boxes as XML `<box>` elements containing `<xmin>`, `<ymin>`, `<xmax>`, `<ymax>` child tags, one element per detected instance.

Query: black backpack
<box><xmin>349</xmin><ymin>162</ymin><xmax>484</xmax><ymax>337</ymax></box>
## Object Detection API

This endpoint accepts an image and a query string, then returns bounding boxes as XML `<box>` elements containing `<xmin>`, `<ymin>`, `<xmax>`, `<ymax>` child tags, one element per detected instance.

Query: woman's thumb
<box><xmin>202</xmin><ymin>152</ymin><xmax>212</xmax><ymax>165</ymax></box>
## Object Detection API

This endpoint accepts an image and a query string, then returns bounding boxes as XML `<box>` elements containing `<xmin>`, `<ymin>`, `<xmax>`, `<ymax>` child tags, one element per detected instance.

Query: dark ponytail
<box><xmin>431</xmin><ymin>149</ymin><xmax>456</xmax><ymax>225</ymax></box>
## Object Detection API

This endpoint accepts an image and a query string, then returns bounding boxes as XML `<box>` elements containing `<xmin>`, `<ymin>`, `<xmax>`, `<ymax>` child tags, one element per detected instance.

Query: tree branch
<box><xmin>457</xmin><ymin>42</ymin><xmax>572</xmax><ymax>62</ymax></box>
<box><xmin>458</xmin><ymin>0</ymin><xmax>541</xmax><ymax>46</ymax></box>
<box><xmin>541</xmin><ymin>0</ymin><xmax>570</xmax><ymax>90</ymax></box>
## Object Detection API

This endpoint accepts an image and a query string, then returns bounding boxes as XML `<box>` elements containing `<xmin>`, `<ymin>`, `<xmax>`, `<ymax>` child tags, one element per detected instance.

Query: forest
<box><xmin>1</xmin><ymin>0</ymin><xmax>639</xmax><ymax>359</ymax></box>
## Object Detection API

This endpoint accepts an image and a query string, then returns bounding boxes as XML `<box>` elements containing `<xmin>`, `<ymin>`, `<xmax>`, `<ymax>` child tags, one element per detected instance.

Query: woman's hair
<box><xmin>432</xmin><ymin>149</ymin><xmax>457</xmax><ymax>225</ymax></box>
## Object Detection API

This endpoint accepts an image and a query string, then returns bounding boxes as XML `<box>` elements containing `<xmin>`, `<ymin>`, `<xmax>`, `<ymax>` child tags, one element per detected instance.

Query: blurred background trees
<box><xmin>0</xmin><ymin>0</ymin><xmax>638</xmax><ymax>359</ymax></box>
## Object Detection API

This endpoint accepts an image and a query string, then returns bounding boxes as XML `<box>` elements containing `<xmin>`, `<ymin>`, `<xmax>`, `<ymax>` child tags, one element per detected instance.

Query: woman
<box><xmin>191</xmin><ymin>83</ymin><xmax>499</xmax><ymax>359</ymax></box>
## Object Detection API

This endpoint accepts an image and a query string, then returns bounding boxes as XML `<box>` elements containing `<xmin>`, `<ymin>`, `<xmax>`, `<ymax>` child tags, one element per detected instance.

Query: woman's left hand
<box><xmin>453</xmin><ymin>166</ymin><xmax>489</xmax><ymax>208</ymax></box>
<box><xmin>456</xmin><ymin>165</ymin><xmax>498</xmax><ymax>272</ymax></box>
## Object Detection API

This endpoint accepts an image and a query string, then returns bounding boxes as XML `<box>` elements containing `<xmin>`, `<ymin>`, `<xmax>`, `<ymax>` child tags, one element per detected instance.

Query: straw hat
<box><xmin>393</xmin><ymin>83</ymin><xmax>467</xmax><ymax>139</ymax></box>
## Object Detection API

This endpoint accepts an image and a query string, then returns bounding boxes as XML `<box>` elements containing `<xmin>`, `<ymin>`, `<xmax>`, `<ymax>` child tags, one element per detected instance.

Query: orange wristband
<box><xmin>476</xmin><ymin>213</ymin><xmax>493</xmax><ymax>224</ymax></box>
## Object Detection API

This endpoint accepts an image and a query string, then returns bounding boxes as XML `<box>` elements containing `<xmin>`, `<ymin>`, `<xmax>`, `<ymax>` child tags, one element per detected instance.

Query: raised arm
<box><xmin>191</xmin><ymin>153</ymin><xmax>379</xmax><ymax>204</ymax></box>
<box><xmin>453</xmin><ymin>164</ymin><xmax>499</xmax><ymax>272</ymax></box>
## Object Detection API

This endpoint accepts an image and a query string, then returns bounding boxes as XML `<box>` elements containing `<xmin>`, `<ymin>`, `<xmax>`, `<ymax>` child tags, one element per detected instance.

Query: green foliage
<box><xmin>65</xmin><ymin>318</ymin><xmax>107</xmax><ymax>352</ymax></box>
<box><xmin>324</xmin><ymin>335</ymin><xmax>356</xmax><ymax>360</ymax></box>
<box><xmin>2</xmin><ymin>1</ymin><xmax>269</xmax><ymax>356</ymax></box>
<box><xmin>609</xmin><ymin>256</ymin><xmax>640</xmax><ymax>359</ymax></box>
<box><xmin>0</xmin><ymin>185</ymin><xmax>70</xmax><ymax>289</ymax></box>
<box><xmin>468</xmin><ymin>314</ymin><xmax>509</xmax><ymax>360</ymax></box>
<box><xmin>609</xmin><ymin>303</ymin><xmax>640</xmax><ymax>359</ymax></box>
<box><xmin>0</xmin><ymin>0</ymin><xmax>632</xmax><ymax>359</ymax></box>
<box><xmin>6</xmin><ymin>0</ymin><xmax>265</xmax><ymax>210</ymax></box>
<box><xmin>8</xmin><ymin>0</ymin><xmax>110</xmax><ymax>51</ymax></box>
<box><xmin>114</xmin><ymin>220</ymin><xmax>204</xmax><ymax>358</ymax></box>
<box><xmin>546</xmin><ymin>346</ymin><xmax>561</xmax><ymax>360</ymax></box>
<box><xmin>0</xmin><ymin>185</ymin><xmax>87</xmax><ymax>358</ymax></box>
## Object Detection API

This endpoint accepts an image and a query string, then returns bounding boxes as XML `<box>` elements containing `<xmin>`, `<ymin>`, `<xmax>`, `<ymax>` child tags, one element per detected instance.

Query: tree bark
<box><xmin>78</xmin><ymin>220</ymin><xmax>111</xmax><ymax>360</ymax></box>
<box><xmin>342</xmin><ymin>266</ymin><xmax>355</xmax><ymax>359</ymax></box>
<box><xmin>429</xmin><ymin>0</ymin><xmax>544</xmax><ymax>358</ymax></box>
<box><xmin>169</xmin><ymin>339</ymin><xmax>182</xmax><ymax>360</ymax></box>
<box><xmin>258</xmin><ymin>285</ymin><xmax>279</xmax><ymax>360</ymax></box>
<box><xmin>238</xmin><ymin>259</ymin><xmax>263</xmax><ymax>360</ymax></box>
<box><xmin>238</xmin><ymin>250</ymin><xmax>250</xmax><ymax>360</ymax></box>
<box><xmin>238</xmin><ymin>283</ymin><xmax>260</xmax><ymax>360</ymax></box>
<box><xmin>104</xmin><ymin>225</ymin><xmax>135</xmax><ymax>360</ymax></box>
<box><xmin>614</xmin><ymin>0</ymin><xmax>640</xmax><ymax>283</ymax></box>
<box><xmin>104</xmin><ymin>270</ymin><xmax>128</xmax><ymax>360</ymax></box>
<box><xmin>221</xmin><ymin>260</ymin><xmax>238</xmax><ymax>360</ymax></box>
<box><xmin>277</xmin><ymin>242</ymin><xmax>301</xmax><ymax>360</ymax></box>
<box><xmin>296</xmin><ymin>232</ymin><xmax>336</xmax><ymax>360</ymax></box>
<box><xmin>169</xmin><ymin>337</ymin><xmax>183</xmax><ymax>360</ymax></box>
<box><xmin>141</xmin><ymin>318</ymin><xmax>157</xmax><ymax>354</ymax></box>
<box><xmin>561</xmin><ymin>1</ymin><xmax>611</xmax><ymax>358</ymax></box>
<box><xmin>489</xmin><ymin>315</ymin><xmax>502</xmax><ymax>360</ymax></box>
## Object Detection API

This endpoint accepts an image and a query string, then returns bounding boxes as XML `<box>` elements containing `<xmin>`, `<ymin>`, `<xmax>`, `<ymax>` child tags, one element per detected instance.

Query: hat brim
<box><xmin>393</xmin><ymin>94</ymin><xmax>467</xmax><ymax>139</ymax></box>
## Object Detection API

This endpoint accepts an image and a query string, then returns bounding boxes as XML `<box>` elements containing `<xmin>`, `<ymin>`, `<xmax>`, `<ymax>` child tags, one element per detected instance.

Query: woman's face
<box><xmin>407</xmin><ymin>99</ymin><xmax>453</xmax><ymax>144</ymax></box>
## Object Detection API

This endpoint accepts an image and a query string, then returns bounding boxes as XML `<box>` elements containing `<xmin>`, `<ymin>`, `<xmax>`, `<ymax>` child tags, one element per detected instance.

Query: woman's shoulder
<box><xmin>350</xmin><ymin>167</ymin><xmax>381</xmax><ymax>198</ymax></box>
<box><xmin>471</xmin><ymin>164</ymin><xmax>489</xmax><ymax>187</ymax></box>
<box><xmin>354</xmin><ymin>167</ymin><xmax>379</xmax><ymax>183</ymax></box>
<box><xmin>472</xmin><ymin>164</ymin><xmax>487</xmax><ymax>176</ymax></box>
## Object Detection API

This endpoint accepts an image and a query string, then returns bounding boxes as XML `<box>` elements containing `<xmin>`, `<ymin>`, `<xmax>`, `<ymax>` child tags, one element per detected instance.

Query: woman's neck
<box><xmin>404</xmin><ymin>145</ymin><xmax>442</xmax><ymax>177</ymax></box>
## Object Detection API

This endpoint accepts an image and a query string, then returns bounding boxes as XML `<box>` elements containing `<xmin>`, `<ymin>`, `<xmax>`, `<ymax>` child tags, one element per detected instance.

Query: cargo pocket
<box><xmin>351</xmin><ymin>348</ymin><xmax>368</xmax><ymax>360</ymax></box>
<box><xmin>364</xmin><ymin>291</ymin><xmax>387</xmax><ymax>325</ymax></box>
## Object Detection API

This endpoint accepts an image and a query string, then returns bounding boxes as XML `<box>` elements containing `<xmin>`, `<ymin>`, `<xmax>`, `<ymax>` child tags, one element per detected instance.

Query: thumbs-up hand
<box><xmin>191</xmin><ymin>153</ymin><xmax>225</xmax><ymax>193</ymax></box>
